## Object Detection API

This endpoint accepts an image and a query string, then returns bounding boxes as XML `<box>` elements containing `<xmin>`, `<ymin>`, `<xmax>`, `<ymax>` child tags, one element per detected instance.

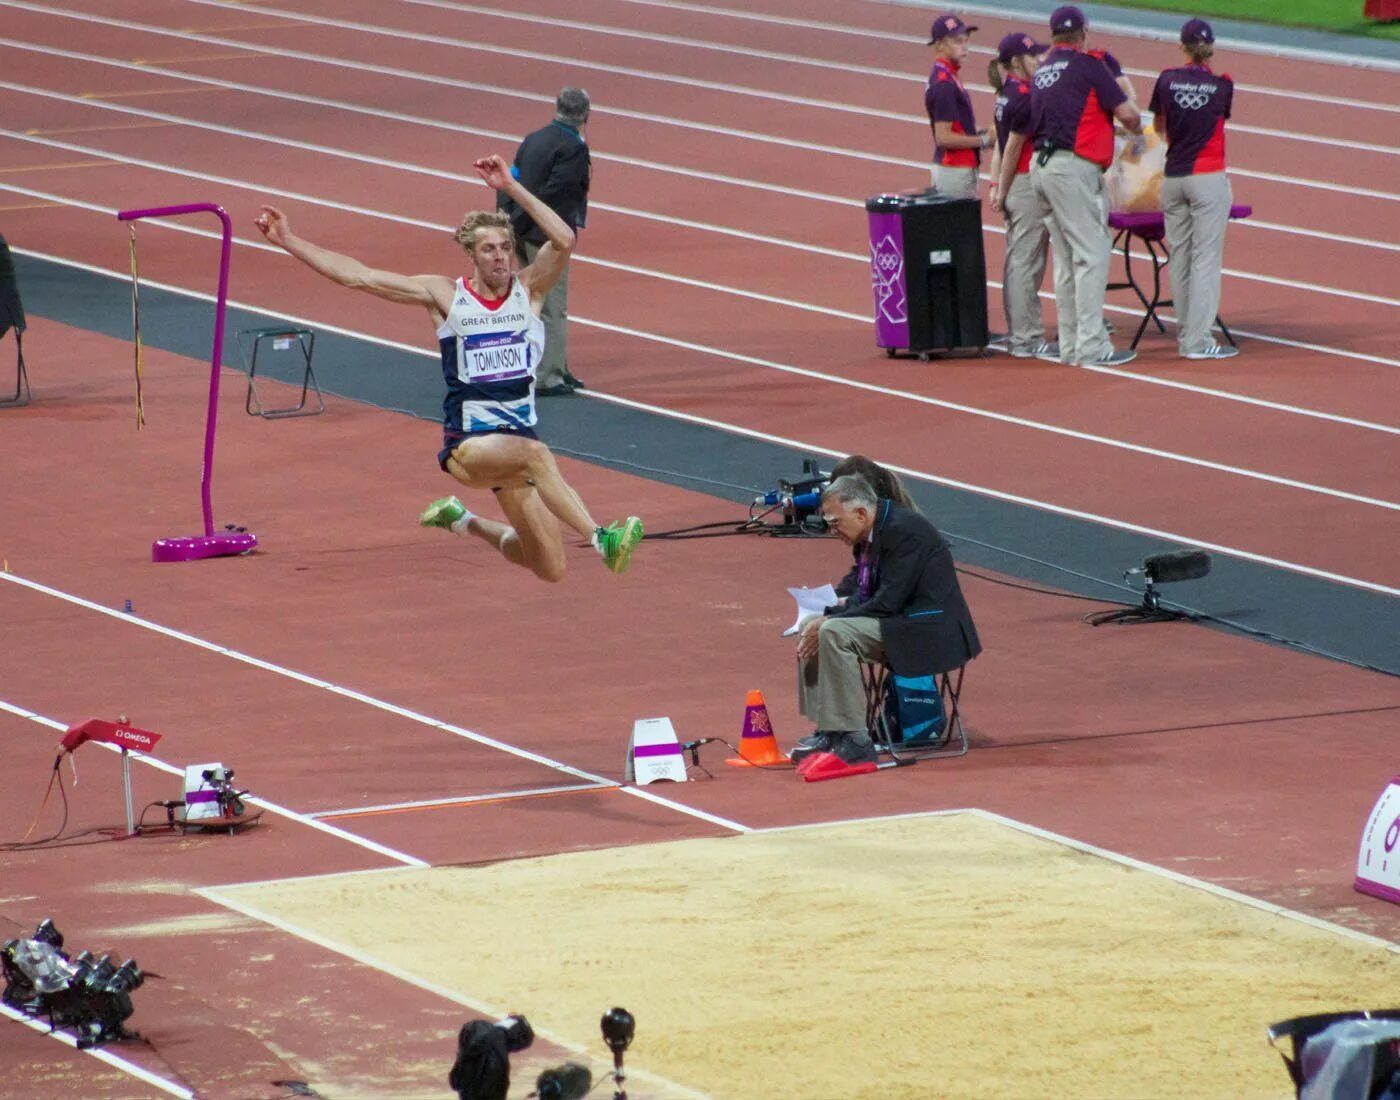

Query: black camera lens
<box><xmin>111</xmin><ymin>960</ymin><xmax>143</xmax><ymax>993</ymax></box>
<box><xmin>600</xmin><ymin>1007</ymin><xmax>634</xmax><ymax>1054</ymax></box>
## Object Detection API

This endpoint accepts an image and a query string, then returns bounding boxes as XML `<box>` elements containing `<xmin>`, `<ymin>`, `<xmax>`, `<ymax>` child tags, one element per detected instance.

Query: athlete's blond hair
<box><xmin>454</xmin><ymin>210</ymin><xmax>514</xmax><ymax>253</ymax></box>
<box><xmin>1184</xmin><ymin>41</ymin><xmax>1214</xmax><ymax>64</ymax></box>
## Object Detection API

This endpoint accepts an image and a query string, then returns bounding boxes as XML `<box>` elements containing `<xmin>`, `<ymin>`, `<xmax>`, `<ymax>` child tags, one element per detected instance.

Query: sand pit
<box><xmin>206</xmin><ymin>813</ymin><xmax>1399</xmax><ymax>1098</ymax></box>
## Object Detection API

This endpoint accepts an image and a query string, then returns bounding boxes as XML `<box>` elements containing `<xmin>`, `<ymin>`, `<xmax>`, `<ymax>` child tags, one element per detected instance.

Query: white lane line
<box><xmin>1239</xmin><ymin>217</ymin><xmax>1400</xmax><ymax>254</ymax></box>
<box><xmin>3</xmin><ymin>15</ymin><xmax>1395</xmax><ymax>212</ymax></box>
<box><xmin>0</xmin><ymin>698</ymin><xmax>432</xmax><ymax>868</ymax></box>
<box><xmin>3</xmin><ymin>89</ymin><xmax>1397</xmax><ymax>316</ymax></box>
<box><xmin>947</xmin><ymin>0</ymin><xmax>1400</xmax><ymax>74</ymax></box>
<box><xmin>191</xmin><ymin>888</ymin><xmax>714</xmax><ymax>1099</ymax></box>
<box><xmin>970</xmin><ymin>809</ymin><xmax>1400</xmax><ymax>951</ymax></box>
<box><xmin>309</xmin><ymin>782</ymin><xmax>615</xmax><ymax>819</ymax></box>
<box><xmin>8</xmin><ymin>142</ymin><xmax>1400</xmax><ymax>398</ymax></box>
<box><xmin>392</xmin><ymin>0</ymin><xmax>1400</xmax><ymax>156</ymax></box>
<box><xmin>0</xmin><ymin>574</ymin><xmax>752</xmax><ymax>836</ymax></box>
<box><xmin>1070</xmin><ymin>362</ymin><xmax>1399</xmax><ymax>434</ymax></box>
<box><xmin>0</xmin><ymin>1002</ymin><xmax>195</xmax><ymax>1098</ymax></box>
<box><xmin>0</xmin><ymin>38</ymin><xmax>897</xmax><ymax>202</ymax></box>
<box><xmin>11</xmin><ymin>246</ymin><xmax>1397</xmax><ymax>598</ymax></box>
<box><xmin>5</xmin><ymin>189</ymin><xmax>1394</xmax><ymax>511</ymax></box>
<box><xmin>757</xmin><ymin>808</ymin><xmax>1400</xmax><ymax>951</ymax></box>
<box><xmin>7</xmin><ymin>43</ymin><xmax>1397</xmax><ymax>258</ymax></box>
<box><xmin>172</xmin><ymin>0</ymin><xmax>1400</xmax><ymax>163</ymax></box>
<box><xmin>603</xmin><ymin>0</ymin><xmax>1400</xmax><ymax>100</ymax></box>
<box><xmin>574</xmin><ymin>384</ymin><xmax>1400</xmax><ymax>597</ymax></box>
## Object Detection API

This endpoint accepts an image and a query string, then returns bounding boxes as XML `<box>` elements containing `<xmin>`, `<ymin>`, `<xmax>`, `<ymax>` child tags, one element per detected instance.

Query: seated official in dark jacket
<box><xmin>793</xmin><ymin>475</ymin><xmax>980</xmax><ymax>765</ymax></box>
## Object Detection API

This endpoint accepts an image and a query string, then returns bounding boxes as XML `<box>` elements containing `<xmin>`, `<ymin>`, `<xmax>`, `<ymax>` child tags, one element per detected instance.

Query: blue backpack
<box><xmin>883</xmin><ymin>673</ymin><xmax>947</xmax><ymax>746</ymax></box>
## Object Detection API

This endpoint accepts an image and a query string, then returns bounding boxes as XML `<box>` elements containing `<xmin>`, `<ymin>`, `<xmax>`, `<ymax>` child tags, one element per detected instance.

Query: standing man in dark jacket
<box><xmin>497</xmin><ymin>87</ymin><xmax>591</xmax><ymax>396</ymax></box>
<box><xmin>792</xmin><ymin>476</ymin><xmax>981</xmax><ymax>765</ymax></box>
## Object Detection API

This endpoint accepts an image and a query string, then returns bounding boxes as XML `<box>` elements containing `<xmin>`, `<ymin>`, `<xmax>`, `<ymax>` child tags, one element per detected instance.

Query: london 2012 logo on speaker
<box><xmin>870</xmin><ymin>235</ymin><xmax>907</xmax><ymax>324</ymax></box>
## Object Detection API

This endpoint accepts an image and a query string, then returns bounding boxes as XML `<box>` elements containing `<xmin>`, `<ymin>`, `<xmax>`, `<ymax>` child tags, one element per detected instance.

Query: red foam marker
<box><xmin>800</xmin><ymin>753</ymin><xmax>878</xmax><ymax>783</ymax></box>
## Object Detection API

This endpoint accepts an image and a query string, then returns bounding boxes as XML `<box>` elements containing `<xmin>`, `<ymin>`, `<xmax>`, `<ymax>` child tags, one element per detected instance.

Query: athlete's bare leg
<box><xmin>445</xmin><ymin>433</ymin><xmax>596</xmax><ymax>538</ymax></box>
<box><xmin>492</xmin><ymin>486</ymin><xmax>566</xmax><ymax>582</ymax></box>
<box><xmin>454</xmin><ymin>513</ymin><xmax>527</xmax><ymax>567</ymax></box>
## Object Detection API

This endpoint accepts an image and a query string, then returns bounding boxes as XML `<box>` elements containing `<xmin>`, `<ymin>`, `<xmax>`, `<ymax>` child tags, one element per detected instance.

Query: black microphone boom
<box><xmin>1144</xmin><ymin>549</ymin><xmax>1211</xmax><ymax>585</ymax></box>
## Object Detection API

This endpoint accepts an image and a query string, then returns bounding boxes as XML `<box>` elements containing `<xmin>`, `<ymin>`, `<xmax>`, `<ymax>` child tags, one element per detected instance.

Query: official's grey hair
<box><xmin>555</xmin><ymin>87</ymin><xmax>591</xmax><ymax>127</ymax></box>
<box><xmin>822</xmin><ymin>475</ymin><xmax>878</xmax><ymax>511</ymax></box>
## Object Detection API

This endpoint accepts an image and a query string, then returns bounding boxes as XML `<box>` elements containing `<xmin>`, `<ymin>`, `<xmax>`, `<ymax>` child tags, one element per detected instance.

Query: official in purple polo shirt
<box><xmin>925</xmin><ymin>12</ymin><xmax>995</xmax><ymax>198</ymax></box>
<box><xmin>1150</xmin><ymin>18</ymin><xmax>1238</xmax><ymax>360</ymax></box>
<box><xmin>989</xmin><ymin>32</ymin><xmax>1053</xmax><ymax>358</ymax></box>
<box><xmin>1026</xmin><ymin>5</ymin><xmax>1144</xmax><ymax>367</ymax></box>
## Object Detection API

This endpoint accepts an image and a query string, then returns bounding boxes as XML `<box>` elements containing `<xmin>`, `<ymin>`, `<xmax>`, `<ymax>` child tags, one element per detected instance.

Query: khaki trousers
<box><xmin>796</xmin><ymin>617</ymin><xmax>885</xmax><ymax>734</ymax></box>
<box><xmin>517</xmin><ymin>239</ymin><xmax>571</xmax><ymax>388</ymax></box>
<box><xmin>930</xmin><ymin>165</ymin><xmax>980</xmax><ymax>200</ymax></box>
<box><xmin>1161</xmin><ymin>172</ymin><xmax>1232</xmax><ymax>355</ymax></box>
<box><xmin>1001</xmin><ymin>173</ymin><xmax>1049</xmax><ymax>354</ymax></box>
<box><xmin>1029</xmin><ymin>152</ymin><xmax>1114</xmax><ymax>365</ymax></box>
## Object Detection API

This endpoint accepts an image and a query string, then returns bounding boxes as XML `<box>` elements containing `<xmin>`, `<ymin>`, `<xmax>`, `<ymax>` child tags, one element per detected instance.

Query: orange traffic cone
<box><xmin>725</xmin><ymin>690</ymin><xmax>789</xmax><ymax>767</ymax></box>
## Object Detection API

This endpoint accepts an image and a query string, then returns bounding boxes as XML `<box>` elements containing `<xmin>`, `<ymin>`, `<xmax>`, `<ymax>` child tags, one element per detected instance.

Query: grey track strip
<box><xmin>9</xmin><ymin>251</ymin><xmax>1398</xmax><ymax>674</ymax></box>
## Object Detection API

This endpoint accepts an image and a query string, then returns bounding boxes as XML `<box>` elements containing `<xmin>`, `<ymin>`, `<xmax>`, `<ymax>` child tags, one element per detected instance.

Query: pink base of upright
<box><xmin>152</xmin><ymin>532</ymin><xmax>258</xmax><ymax>562</ymax></box>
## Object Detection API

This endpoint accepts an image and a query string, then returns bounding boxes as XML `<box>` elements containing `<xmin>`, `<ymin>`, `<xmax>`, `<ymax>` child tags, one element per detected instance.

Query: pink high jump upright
<box><xmin>115</xmin><ymin>202</ymin><xmax>258</xmax><ymax>563</ymax></box>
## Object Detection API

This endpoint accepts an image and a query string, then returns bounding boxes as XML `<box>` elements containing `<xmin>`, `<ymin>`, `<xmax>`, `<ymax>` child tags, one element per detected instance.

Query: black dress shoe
<box><xmin>562</xmin><ymin>372</ymin><xmax>586</xmax><ymax>390</ymax></box>
<box><xmin>536</xmin><ymin>382</ymin><xmax>576</xmax><ymax>397</ymax></box>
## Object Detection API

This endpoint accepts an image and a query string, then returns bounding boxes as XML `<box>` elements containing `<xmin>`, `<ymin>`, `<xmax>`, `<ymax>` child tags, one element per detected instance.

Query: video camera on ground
<box><xmin>1</xmin><ymin>918</ymin><xmax>145</xmax><ymax>1048</ymax></box>
<box><xmin>752</xmin><ymin>459</ymin><xmax>830</xmax><ymax>531</ymax></box>
<box><xmin>199</xmin><ymin>766</ymin><xmax>247</xmax><ymax>818</ymax></box>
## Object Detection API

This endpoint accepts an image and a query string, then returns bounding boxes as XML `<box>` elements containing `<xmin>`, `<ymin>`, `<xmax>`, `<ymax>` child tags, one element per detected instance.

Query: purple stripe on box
<box><xmin>633</xmin><ymin>743</ymin><xmax>683</xmax><ymax>758</ymax></box>
<box><xmin>186</xmin><ymin>790</ymin><xmax>220</xmax><ymax>804</ymax></box>
<box><xmin>1355</xmin><ymin>877</ymin><xmax>1400</xmax><ymax>905</ymax></box>
<box><xmin>868</xmin><ymin>209</ymin><xmax>909</xmax><ymax>350</ymax></box>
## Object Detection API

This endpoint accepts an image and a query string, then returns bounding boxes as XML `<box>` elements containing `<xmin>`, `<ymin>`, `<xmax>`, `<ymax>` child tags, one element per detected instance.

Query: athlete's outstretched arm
<box><xmin>255</xmin><ymin>205</ymin><xmax>453</xmax><ymax>313</ymax></box>
<box><xmin>473</xmin><ymin>156</ymin><xmax>575</xmax><ymax>306</ymax></box>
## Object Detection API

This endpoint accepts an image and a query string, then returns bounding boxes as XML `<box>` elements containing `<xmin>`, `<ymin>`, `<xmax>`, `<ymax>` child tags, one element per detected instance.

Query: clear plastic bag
<box><xmin>1105</xmin><ymin>123</ymin><xmax>1166</xmax><ymax>213</ymax></box>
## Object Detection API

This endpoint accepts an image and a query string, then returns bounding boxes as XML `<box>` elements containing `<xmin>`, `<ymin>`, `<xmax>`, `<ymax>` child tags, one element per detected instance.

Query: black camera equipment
<box><xmin>1086</xmin><ymin>549</ymin><xmax>1211</xmax><ymax>626</ymax></box>
<box><xmin>534</xmin><ymin>1061</ymin><xmax>593</xmax><ymax>1100</ymax></box>
<box><xmin>1</xmin><ymin>919</ymin><xmax>145</xmax><ymax>1048</ymax></box>
<box><xmin>600</xmin><ymin>1007</ymin><xmax>635</xmax><ymax>1100</ymax></box>
<box><xmin>449</xmin><ymin>1014</ymin><xmax>535</xmax><ymax>1100</ymax></box>
<box><xmin>752</xmin><ymin>459</ymin><xmax>830</xmax><ymax>532</ymax></box>
<box><xmin>200</xmin><ymin>766</ymin><xmax>247</xmax><ymax>817</ymax></box>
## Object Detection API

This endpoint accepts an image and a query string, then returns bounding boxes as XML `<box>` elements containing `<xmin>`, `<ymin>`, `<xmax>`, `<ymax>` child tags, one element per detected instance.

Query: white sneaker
<box><xmin>1083</xmin><ymin>348</ymin><xmax>1137</xmax><ymax>366</ymax></box>
<box><xmin>1183</xmin><ymin>344</ymin><xmax>1240</xmax><ymax>360</ymax></box>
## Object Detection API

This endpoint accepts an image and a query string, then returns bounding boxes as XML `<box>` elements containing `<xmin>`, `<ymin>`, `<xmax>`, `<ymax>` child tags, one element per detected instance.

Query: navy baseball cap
<box><xmin>928</xmin><ymin>13</ymin><xmax>978</xmax><ymax>43</ymax></box>
<box><xmin>1180</xmin><ymin>17</ymin><xmax>1215</xmax><ymax>44</ymax></box>
<box><xmin>1049</xmin><ymin>5</ymin><xmax>1087</xmax><ymax>33</ymax></box>
<box><xmin>997</xmin><ymin>32</ymin><xmax>1050</xmax><ymax>63</ymax></box>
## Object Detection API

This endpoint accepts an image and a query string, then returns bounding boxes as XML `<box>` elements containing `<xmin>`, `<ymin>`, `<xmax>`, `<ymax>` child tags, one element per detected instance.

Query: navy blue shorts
<box><xmin>438</xmin><ymin>425</ymin><xmax>539</xmax><ymax>472</ymax></box>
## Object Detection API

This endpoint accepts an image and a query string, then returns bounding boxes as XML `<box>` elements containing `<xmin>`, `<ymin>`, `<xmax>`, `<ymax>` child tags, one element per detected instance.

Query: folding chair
<box><xmin>236</xmin><ymin>326</ymin><xmax>324</xmax><ymax>419</ymax></box>
<box><xmin>0</xmin><ymin>233</ymin><xmax>31</xmax><ymax>409</ymax></box>
<box><xmin>861</xmin><ymin>661</ymin><xmax>969</xmax><ymax>762</ymax></box>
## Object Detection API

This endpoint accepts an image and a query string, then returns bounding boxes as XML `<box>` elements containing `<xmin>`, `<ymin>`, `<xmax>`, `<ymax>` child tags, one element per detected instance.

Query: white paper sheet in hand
<box><xmin>783</xmin><ymin>584</ymin><xmax>839</xmax><ymax>636</ymax></box>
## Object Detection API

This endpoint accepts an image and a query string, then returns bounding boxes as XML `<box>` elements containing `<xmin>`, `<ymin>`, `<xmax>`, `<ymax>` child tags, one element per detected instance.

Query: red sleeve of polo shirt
<box><xmin>1192</xmin><ymin>76</ymin><xmax>1232</xmax><ymax>174</ymax></box>
<box><xmin>927</xmin><ymin>69</ymin><xmax>978</xmax><ymax>167</ymax></box>
<box><xmin>1006</xmin><ymin>86</ymin><xmax>1035</xmax><ymax>172</ymax></box>
<box><xmin>1090</xmin><ymin>49</ymin><xmax>1124</xmax><ymax>79</ymax></box>
<box><xmin>1071</xmin><ymin>56</ymin><xmax>1128</xmax><ymax>167</ymax></box>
